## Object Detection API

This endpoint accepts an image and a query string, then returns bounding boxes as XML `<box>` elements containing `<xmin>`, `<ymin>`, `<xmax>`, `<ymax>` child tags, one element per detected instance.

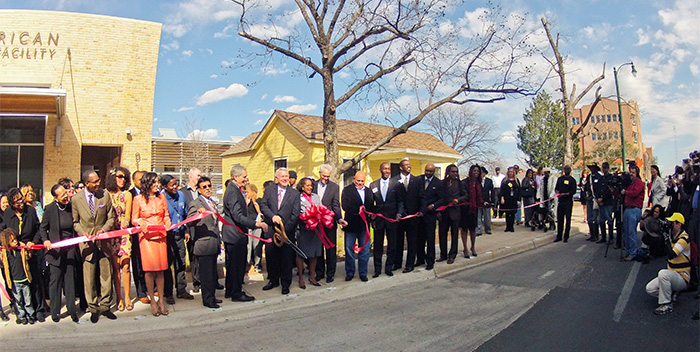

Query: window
<box><xmin>591</xmin><ymin>133</ymin><xmax>596</xmax><ymax>141</ymax></box>
<box><xmin>613</xmin><ymin>114</ymin><xmax>617</xmax><ymax>122</ymax></box>
<box><xmin>633</xmin><ymin>132</ymin><xmax>638</xmax><ymax>143</ymax></box>
<box><xmin>342</xmin><ymin>158</ymin><xmax>360</xmax><ymax>188</ymax></box>
<box><xmin>631</xmin><ymin>115</ymin><xmax>636</xmax><ymax>126</ymax></box>
<box><xmin>273</xmin><ymin>158</ymin><xmax>287</xmax><ymax>173</ymax></box>
<box><xmin>0</xmin><ymin>115</ymin><xmax>45</xmax><ymax>196</ymax></box>
<box><xmin>164</xmin><ymin>165</ymin><xmax>176</xmax><ymax>172</ymax></box>
<box><xmin>609</xmin><ymin>132</ymin><xmax>614</xmax><ymax>139</ymax></box>
<box><xmin>614</xmin><ymin>131</ymin><xmax>619</xmax><ymax>139</ymax></box>
<box><xmin>607</xmin><ymin>115</ymin><xmax>611</xmax><ymax>122</ymax></box>
<box><xmin>434</xmin><ymin>166</ymin><xmax>442</xmax><ymax>179</ymax></box>
<box><xmin>572</xmin><ymin>117</ymin><xmax>577</xmax><ymax>125</ymax></box>
<box><xmin>601</xmin><ymin>133</ymin><xmax>606</xmax><ymax>140</ymax></box>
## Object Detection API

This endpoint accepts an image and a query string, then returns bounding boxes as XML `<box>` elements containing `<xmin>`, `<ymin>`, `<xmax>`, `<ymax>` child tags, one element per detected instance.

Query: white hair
<box><xmin>230</xmin><ymin>164</ymin><xmax>246</xmax><ymax>178</ymax></box>
<box><xmin>275</xmin><ymin>167</ymin><xmax>289</xmax><ymax>177</ymax></box>
<box><xmin>319</xmin><ymin>164</ymin><xmax>332</xmax><ymax>173</ymax></box>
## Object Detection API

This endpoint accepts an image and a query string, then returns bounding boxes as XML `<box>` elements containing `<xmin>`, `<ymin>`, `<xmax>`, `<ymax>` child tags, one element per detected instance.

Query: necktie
<box><xmin>278</xmin><ymin>188</ymin><xmax>283</xmax><ymax>208</ymax></box>
<box><xmin>88</xmin><ymin>194</ymin><xmax>95</xmax><ymax>216</ymax></box>
<box><xmin>403</xmin><ymin>176</ymin><xmax>409</xmax><ymax>190</ymax></box>
<box><xmin>425</xmin><ymin>178</ymin><xmax>430</xmax><ymax>190</ymax></box>
<box><xmin>381</xmin><ymin>180</ymin><xmax>388</xmax><ymax>202</ymax></box>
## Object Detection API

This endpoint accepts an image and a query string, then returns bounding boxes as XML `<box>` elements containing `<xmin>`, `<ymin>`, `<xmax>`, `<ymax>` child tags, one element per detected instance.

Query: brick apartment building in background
<box><xmin>573</xmin><ymin>97</ymin><xmax>653</xmax><ymax>179</ymax></box>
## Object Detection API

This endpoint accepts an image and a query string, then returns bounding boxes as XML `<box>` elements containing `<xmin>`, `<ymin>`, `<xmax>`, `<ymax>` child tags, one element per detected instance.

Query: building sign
<box><xmin>0</xmin><ymin>32</ymin><xmax>59</xmax><ymax>60</ymax></box>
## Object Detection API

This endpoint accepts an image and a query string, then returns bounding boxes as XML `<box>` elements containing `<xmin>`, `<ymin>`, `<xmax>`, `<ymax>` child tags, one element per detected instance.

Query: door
<box><xmin>81</xmin><ymin>146</ymin><xmax>121</xmax><ymax>186</ymax></box>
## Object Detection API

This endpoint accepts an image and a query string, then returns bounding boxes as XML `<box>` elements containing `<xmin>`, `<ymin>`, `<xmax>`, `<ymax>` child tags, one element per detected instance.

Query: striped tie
<box><xmin>88</xmin><ymin>194</ymin><xmax>95</xmax><ymax>217</ymax></box>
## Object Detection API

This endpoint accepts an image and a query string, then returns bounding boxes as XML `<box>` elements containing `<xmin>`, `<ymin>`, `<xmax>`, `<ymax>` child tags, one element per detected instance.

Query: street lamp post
<box><xmin>614</xmin><ymin>62</ymin><xmax>637</xmax><ymax>172</ymax></box>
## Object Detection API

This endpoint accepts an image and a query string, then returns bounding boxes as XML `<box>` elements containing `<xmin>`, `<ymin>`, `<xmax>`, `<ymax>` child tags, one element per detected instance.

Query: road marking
<box><xmin>613</xmin><ymin>261</ymin><xmax>641</xmax><ymax>322</ymax></box>
<box><xmin>575</xmin><ymin>245</ymin><xmax>587</xmax><ymax>252</ymax></box>
<box><xmin>539</xmin><ymin>270</ymin><xmax>555</xmax><ymax>279</ymax></box>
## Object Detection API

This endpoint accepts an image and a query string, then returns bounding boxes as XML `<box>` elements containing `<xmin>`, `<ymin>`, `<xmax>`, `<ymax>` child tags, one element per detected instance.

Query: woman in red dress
<box><xmin>132</xmin><ymin>172</ymin><xmax>171</xmax><ymax>316</ymax></box>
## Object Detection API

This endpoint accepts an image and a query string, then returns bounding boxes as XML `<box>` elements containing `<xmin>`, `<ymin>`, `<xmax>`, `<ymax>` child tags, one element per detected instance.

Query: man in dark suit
<box><xmin>394</xmin><ymin>159</ymin><xmax>423</xmax><ymax>273</ymax></box>
<box><xmin>129</xmin><ymin>170</ymin><xmax>148</xmax><ymax>303</ymax></box>
<box><xmin>438</xmin><ymin>164</ymin><xmax>467</xmax><ymax>263</ymax></box>
<box><xmin>187</xmin><ymin>176</ymin><xmax>223</xmax><ymax>308</ymax></box>
<box><xmin>416</xmin><ymin>163</ymin><xmax>444</xmax><ymax>271</ymax></box>
<box><xmin>73</xmin><ymin>170</ymin><xmax>117</xmax><ymax>323</ymax></box>
<box><xmin>182</xmin><ymin>167</ymin><xmax>203</xmax><ymax>293</ymax></box>
<box><xmin>341</xmin><ymin>171</ymin><xmax>374</xmax><ymax>282</ymax></box>
<box><xmin>370</xmin><ymin>162</ymin><xmax>402</xmax><ymax>277</ymax></box>
<box><xmin>312</xmin><ymin>164</ymin><xmax>346</xmax><ymax>283</ymax></box>
<box><xmin>222</xmin><ymin>164</ymin><xmax>268</xmax><ymax>302</ymax></box>
<box><xmin>478</xmin><ymin>167</ymin><xmax>495</xmax><ymax>235</ymax></box>
<box><xmin>260</xmin><ymin>168</ymin><xmax>300</xmax><ymax>295</ymax></box>
<box><xmin>40</xmin><ymin>184</ymin><xmax>80</xmax><ymax>322</ymax></box>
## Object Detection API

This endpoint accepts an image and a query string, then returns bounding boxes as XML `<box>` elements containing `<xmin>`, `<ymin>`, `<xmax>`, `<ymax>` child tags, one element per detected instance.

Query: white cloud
<box><xmin>210</xmin><ymin>74</ymin><xmax>218</xmax><ymax>79</ymax></box>
<box><xmin>499</xmin><ymin>130</ymin><xmax>517</xmax><ymax>143</ymax></box>
<box><xmin>205</xmin><ymin>48</ymin><xmax>214</xmax><ymax>55</ymax></box>
<box><xmin>153</xmin><ymin>117</ymin><xmax>159</xmax><ymax>122</ymax></box>
<box><xmin>253</xmin><ymin>119</ymin><xmax>264</xmax><ymax>125</ymax></box>
<box><xmin>254</xmin><ymin>109</ymin><xmax>274</xmax><ymax>115</ymax></box>
<box><xmin>247</xmin><ymin>24</ymin><xmax>291</xmax><ymax>39</ymax></box>
<box><xmin>221</xmin><ymin>60</ymin><xmax>233</xmax><ymax>67</ymax></box>
<box><xmin>186</xmin><ymin>128</ymin><xmax>219</xmax><ymax>140</ymax></box>
<box><xmin>261</xmin><ymin>63</ymin><xmax>290</xmax><ymax>76</ymax></box>
<box><xmin>163</xmin><ymin>0</ymin><xmax>241</xmax><ymax>38</ymax></box>
<box><xmin>176</xmin><ymin>106</ymin><xmax>194</xmax><ymax>112</ymax></box>
<box><xmin>272</xmin><ymin>95</ymin><xmax>299</xmax><ymax>103</ymax></box>
<box><xmin>261</xmin><ymin>94</ymin><xmax>268</xmax><ymax>100</ymax></box>
<box><xmin>182</xmin><ymin>50</ymin><xmax>193</xmax><ymax>58</ymax></box>
<box><xmin>196</xmin><ymin>83</ymin><xmax>249</xmax><ymax>106</ymax></box>
<box><xmin>285</xmin><ymin>104</ymin><xmax>317</xmax><ymax>114</ymax></box>
<box><xmin>162</xmin><ymin>40</ymin><xmax>180</xmax><ymax>51</ymax></box>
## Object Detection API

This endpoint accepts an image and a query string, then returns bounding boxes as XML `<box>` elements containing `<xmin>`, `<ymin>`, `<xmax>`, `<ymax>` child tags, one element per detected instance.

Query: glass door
<box><xmin>0</xmin><ymin>115</ymin><xmax>46</xmax><ymax>198</ymax></box>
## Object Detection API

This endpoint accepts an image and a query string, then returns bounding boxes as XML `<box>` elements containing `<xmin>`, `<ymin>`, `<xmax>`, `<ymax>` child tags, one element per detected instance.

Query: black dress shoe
<box><xmin>262</xmin><ymin>281</ymin><xmax>279</xmax><ymax>291</ymax></box>
<box><xmin>360</xmin><ymin>275</ymin><xmax>368</xmax><ymax>282</ymax></box>
<box><xmin>71</xmin><ymin>314</ymin><xmax>79</xmax><ymax>323</ymax></box>
<box><xmin>596</xmin><ymin>238</ymin><xmax>607</xmax><ymax>244</ymax></box>
<box><xmin>214</xmin><ymin>298</ymin><xmax>223</xmax><ymax>304</ymax></box>
<box><xmin>204</xmin><ymin>303</ymin><xmax>220</xmax><ymax>309</ymax></box>
<box><xmin>345</xmin><ymin>275</ymin><xmax>353</xmax><ymax>281</ymax></box>
<box><xmin>192</xmin><ymin>285</ymin><xmax>201</xmax><ymax>293</ymax></box>
<box><xmin>216</xmin><ymin>283</ymin><xmax>225</xmax><ymax>290</ymax></box>
<box><xmin>372</xmin><ymin>272</ymin><xmax>381</xmax><ymax>278</ymax></box>
<box><xmin>90</xmin><ymin>312</ymin><xmax>99</xmax><ymax>324</ymax></box>
<box><xmin>392</xmin><ymin>264</ymin><xmax>402</xmax><ymax>271</ymax></box>
<box><xmin>232</xmin><ymin>293</ymin><xmax>255</xmax><ymax>302</ymax></box>
<box><xmin>402</xmin><ymin>267</ymin><xmax>413</xmax><ymax>273</ymax></box>
<box><xmin>385</xmin><ymin>271</ymin><xmax>394</xmax><ymax>277</ymax></box>
<box><xmin>563</xmin><ymin>239</ymin><xmax>568</xmax><ymax>243</ymax></box>
<box><xmin>281</xmin><ymin>287</ymin><xmax>290</xmax><ymax>295</ymax></box>
<box><xmin>425</xmin><ymin>264</ymin><xmax>434</xmax><ymax>270</ymax></box>
<box><xmin>326</xmin><ymin>276</ymin><xmax>334</xmax><ymax>283</ymax></box>
<box><xmin>51</xmin><ymin>315</ymin><xmax>60</xmax><ymax>323</ymax></box>
<box><xmin>102</xmin><ymin>311</ymin><xmax>117</xmax><ymax>320</ymax></box>
<box><xmin>447</xmin><ymin>258</ymin><xmax>454</xmax><ymax>264</ymax></box>
<box><xmin>436</xmin><ymin>257</ymin><xmax>447</xmax><ymax>262</ymax></box>
<box><xmin>553</xmin><ymin>238</ymin><xmax>562</xmax><ymax>243</ymax></box>
<box><xmin>414</xmin><ymin>261</ymin><xmax>425</xmax><ymax>266</ymax></box>
<box><xmin>224</xmin><ymin>293</ymin><xmax>232</xmax><ymax>299</ymax></box>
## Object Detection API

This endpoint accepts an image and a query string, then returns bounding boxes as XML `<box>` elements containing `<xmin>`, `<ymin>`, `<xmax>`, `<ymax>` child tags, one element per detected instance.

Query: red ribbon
<box><xmin>1</xmin><ymin>210</ymin><xmax>271</xmax><ymax>251</ymax></box>
<box><xmin>299</xmin><ymin>204</ymin><xmax>336</xmax><ymax>249</ymax></box>
<box><xmin>353</xmin><ymin>206</ymin><xmax>372</xmax><ymax>253</ymax></box>
<box><xmin>0</xmin><ymin>280</ymin><xmax>10</xmax><ymax>302</ymax></box>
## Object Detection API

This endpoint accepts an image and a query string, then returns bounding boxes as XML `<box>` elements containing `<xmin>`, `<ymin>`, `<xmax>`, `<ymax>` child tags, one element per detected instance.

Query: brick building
<box><xmin>572</xmin><ymin>98</ymin><xmax>653</xmax><ymax>178</ymax></box>
<box><xmin>0</xmin><ymin>10</ymin><xmax>161</xmax><ymax>203</ymax></box>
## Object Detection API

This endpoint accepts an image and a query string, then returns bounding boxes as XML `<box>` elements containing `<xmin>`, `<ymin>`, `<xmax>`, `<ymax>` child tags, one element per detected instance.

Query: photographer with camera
<box><xmin>645</xmin><ymin>213</ymin><xmax>691</xmax><ymax>315</ymax></box>
<box><xmin>639</xmin><ymin>204</ymin><xmax>666</xmax><ymax>257</ymax></box>
<box><xmin>665</xmin><ymin>166</ymin><xmax>687</xmax><ymax>217</ymax></box>
<box><xmin>621</xmin><ymin>164</ymin><xmax>645</xmax><ymax>261</ymax></box>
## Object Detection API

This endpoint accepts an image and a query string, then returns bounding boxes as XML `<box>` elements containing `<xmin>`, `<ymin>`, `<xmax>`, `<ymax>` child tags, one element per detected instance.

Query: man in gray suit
<box><xmin>73</xmin><ymin>170</ymin><xmax>116</xmax><ymax>323</ymax></box>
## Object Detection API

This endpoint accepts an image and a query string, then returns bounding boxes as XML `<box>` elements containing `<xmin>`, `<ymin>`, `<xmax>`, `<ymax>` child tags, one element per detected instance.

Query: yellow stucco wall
<box><xmin>0</xmin><ymin>10</ymin><xmax>161</xmax><ymax>203</ymax></box>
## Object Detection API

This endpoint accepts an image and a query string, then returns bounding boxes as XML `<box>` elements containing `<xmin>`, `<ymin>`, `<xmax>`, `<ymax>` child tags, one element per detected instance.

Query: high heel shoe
<box><xmin>117</xmin><ymin>301</ymin><xmax>125</xmax><ymax>312</ymax></box>
<box><xmin>298</xmin><ymin>280</ymin><xmax>306</xmax><ymax>289</ymax></box>
<box><xmin>309</xmin><ymin>279</ymin><xmax>321</xmax><ymax>287</ymax></box>
<box><xmin>159</xmin><ymin>306</ymin><xmax>169</xmax><ymax>316</ymax></box>
<box><xmin>151</xmin><ymin>304</ymin><xmax>160</xmax><ymax>317</ymax></box>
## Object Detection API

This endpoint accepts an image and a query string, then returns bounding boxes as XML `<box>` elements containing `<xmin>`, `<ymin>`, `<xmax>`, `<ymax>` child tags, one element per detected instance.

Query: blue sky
<box><xmin>2</xmin><ymin>0</ymin><xmax>698</xmax><ymax>175</ymax></box>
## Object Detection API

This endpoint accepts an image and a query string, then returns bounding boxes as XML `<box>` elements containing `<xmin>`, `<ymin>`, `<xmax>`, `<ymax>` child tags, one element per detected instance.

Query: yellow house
<box><xmin>221</xmin><ymin>110</ymin><xmax>462</xmax><ymax>189</ymax></box>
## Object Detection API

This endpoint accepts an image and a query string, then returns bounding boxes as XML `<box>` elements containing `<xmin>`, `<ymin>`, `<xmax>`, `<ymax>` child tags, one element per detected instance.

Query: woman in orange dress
<box><xmin>106</xmin><ymin>167</ymin><xmax>133</xmax><ymax>312</ymax></box>
<box><xmin>131</xmin><ymin>172</ymin><xmax>171</xmax><ymax>316</ymax></box>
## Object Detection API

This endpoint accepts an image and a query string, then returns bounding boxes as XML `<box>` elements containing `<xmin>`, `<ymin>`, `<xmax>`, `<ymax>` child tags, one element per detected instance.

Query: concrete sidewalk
<box><xmin>1</xmin><ymin>207</ymin><xmax>591</xmax><ymax>337</ymax></box>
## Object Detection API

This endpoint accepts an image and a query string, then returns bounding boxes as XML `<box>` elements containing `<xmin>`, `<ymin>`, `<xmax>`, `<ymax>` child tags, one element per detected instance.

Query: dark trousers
<box><xmin>197</xmin><ymin>255</ymin><xmax>217</xmax><ymax>306</ymax></box>
<box><xmin>130</xmin><ymin>233</ymin><xmax>147</xmax><ymax>298</ymax></box>
<box><xmin>394</xmin><ymin>221</ymin><xmax>409</xmax><ymax>269</ymax></box>
<box><xmin>416</xmin><ymin>216</ymin><xmax>436</xmax><ymax>265</ymax></box>
<box><xmin>29</xmin><ymin>254</ymin><xmax>47</xmax><ymax>316</ymax></box>
<box><xmin>439</xmin><ymin>215</ymin><xmax>460</xmax><ymax>259</ymax></box>
<box><xmin>186</xmin><ymin>236</ymin><xmax>200</xmax><ymax>286</ymax></box>
<box><xmin>556</xmin><ymin>200</ymin><xmax>573</xmax><ymax>240</ymax></box>
<box><xmin>48</xmin><ymin>256</ymin><xmax>77</xmax><ymax>319</ymax></box>
<box><xmin>372</xmin><ymin>221</ymin><xmax>396</xmax><ymax>274</ymax></box>
<box><xmin>164</xmin><ymin>232</ymin><xmax>188</xmax><ymax>297</ymax></box>
<box><xmin>265</xmin><ymin>242</ymin><xmax>294</xmax><ymax>289</ymax></box>
<box><xmin>224</xmin><ymin>242</ymin><xmax>247</xmax><ymax>297</ymax></box>
<box><xmin>505</xmin><ymin>211</ymin><xmax>516</xmax><ymax>231</ymax></box>
<box><xmin>315</xmin><ymin>225</ymin><xmax>337</xmax><ymax>280</ymax></box>
<box><xmin>402</xmin><ymin>218</ymin><xmax>419</xmax><ymax>269</ymax></box>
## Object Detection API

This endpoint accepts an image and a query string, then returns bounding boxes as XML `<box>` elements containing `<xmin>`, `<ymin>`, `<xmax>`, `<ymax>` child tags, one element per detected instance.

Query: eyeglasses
<box><xmin>12</xmin><ymin>198</ymin><xmax>24</xmax><ymax>204</ymax></box>
<box><xmin>200</xmin><ymin>184</ymin><xmax>212</xmax><ymax>189</ymax></box>
<box><xmin>115</xmin><ymin>175</ymin><xmax>126</xmax><ymax>179</ymax></box>
<box><xmin>75</xmin><ymin>186</ymin><xmax>84</xmax><ymax>190</ymax></box>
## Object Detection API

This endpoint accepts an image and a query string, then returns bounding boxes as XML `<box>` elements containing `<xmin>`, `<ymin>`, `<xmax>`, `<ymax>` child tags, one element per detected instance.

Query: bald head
<box><xmin>354</xmin><ymin>170</ymin><xmax>366</xmax><ymax>189</ymax></box>
<box><xmin>424</xmin><ymin>163</ymin><xmax>436</xmax><ymax>178</ymax></box>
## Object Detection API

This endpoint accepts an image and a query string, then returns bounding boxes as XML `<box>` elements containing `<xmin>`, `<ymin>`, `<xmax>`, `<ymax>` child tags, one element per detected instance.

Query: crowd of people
<box><xmin>1</xmin><ymin>156</ymin><xmax>695</xmax><ymax>325</ymax></box>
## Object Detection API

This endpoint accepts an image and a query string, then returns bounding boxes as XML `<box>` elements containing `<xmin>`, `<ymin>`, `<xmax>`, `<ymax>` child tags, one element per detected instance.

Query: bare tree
<box><xmin>425</xmin><ymin>105</ymin><xmax>499</xmax><ymax>167</ymax></box>
<box><xmin>231</xmin><ymin>1</ymin><xmax>538</xmax><ymax>180</ymax></box>
<box><xmin>181</xmin><ymin>116</ymin><xmax>213</xmax><ymax>177</ymax></box>
<box><xmin>541</xmin><ymin>17</ymin><xmax>605</xmax><ymax>166</ymax></box>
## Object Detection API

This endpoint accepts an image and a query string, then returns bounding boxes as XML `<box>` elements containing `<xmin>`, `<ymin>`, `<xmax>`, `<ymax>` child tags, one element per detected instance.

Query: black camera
<box><xmin>659</xmin><ymin>219</ymin><xmax>673</xmax><ymax>241</ymax></box>
<box><xmin>609</xmin><ymin>171</ymin><xmax>632</xmax><ymax>190</ymax></box>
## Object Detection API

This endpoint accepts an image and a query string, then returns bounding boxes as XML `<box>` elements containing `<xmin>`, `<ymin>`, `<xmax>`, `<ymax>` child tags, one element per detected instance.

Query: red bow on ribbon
<box><xmin>300</xmin><ymin>204</ymin><xmax>336</xmax><ymax>249</ymax></box>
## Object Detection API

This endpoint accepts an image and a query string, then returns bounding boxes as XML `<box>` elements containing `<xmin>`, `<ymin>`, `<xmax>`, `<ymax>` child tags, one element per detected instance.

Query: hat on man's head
<box><xmin>289</xmin><ymin>170</ymin><xmax>297</xmax><ymax>179</ymax></box>
<box><xmin>542</xmin><ymin>167</ymin><xmax>552</xmax><ymax>172</ymax></box>
<box><xmin>668</xmin><ymin>212</ymin><xmax>685</xmax><ymax>225</ymax></box>
<box><xmin>587</xmin><ymin>162</ymin><xmax>601</xmax><ymax>172</ymax></box>
<box><xmin>480</xmin><ymin>166</ymin><xmax>488</xmax><ymax>174</ymax></box>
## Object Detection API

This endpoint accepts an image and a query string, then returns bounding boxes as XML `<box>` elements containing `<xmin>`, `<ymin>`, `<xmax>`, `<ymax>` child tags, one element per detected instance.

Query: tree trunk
<box><xmin>321</xmin><ymin>68</ymin><xmax>340</xmax><ymax>181</ymax></box>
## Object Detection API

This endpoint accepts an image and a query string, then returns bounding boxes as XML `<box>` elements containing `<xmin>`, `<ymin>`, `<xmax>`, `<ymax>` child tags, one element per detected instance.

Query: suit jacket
<box><xmin>313</xmin><ymin>180</ymin><xmax>342</xmax><ymax>222</ymax></box>
<box><xmin>482</xmin><ymin>177</ymin><xmax>495</xmax><ymax>206</ymax></box>
<box><xmin>188</xmin><ymin>196</ymin><xmax>222</xmax><ymax>256</ymax></box>
<box><xmin>394</xmin><ymin>174</ymin><xmax>423</xmax><ymax>216</ymax></box>
<box><xmin>341</xmin><ymin>185</ymin><xmax>374</xmax><ymax>233</ymax></box>
<box><xmin>370</xmin><ymin>177</ymin><xmax>402</xmax><ymax>229</ymax></box>
<box><xmin>420</xmin><ymin>175</ymin><xmax>444</xmax><ymax>220</ymax></box>
<box><xmin>72</xmin><ymin>189</ymin><xmax>116</xmax><ymax>259</ymax></box>
<box><xmin>39</xmin><ymin>201</ymin><xmax>77</xmax><ymax>266</ymax></box>
<box><xmin>441</xmin><ymin>178</ymin><xmax>467</xmax><ymax>221</ymax></box>
<box><xmin>259</xmin><ymin>184</ymin><xmax>300</xmax><ymax>240</ymax></box>
<box><xmin>181</xmin><ymin>184</ymin><xmax>199</xmax><ymax>238</ymax></box>
<box><xmin>1</xmin><ymin>205</ymin><xmax>40</xmax><ymax>244</ymax></box>
<box><xmin>222</xmin><ymin>183</ymin><xmax>257</xmax><ymax>245</ymax></box>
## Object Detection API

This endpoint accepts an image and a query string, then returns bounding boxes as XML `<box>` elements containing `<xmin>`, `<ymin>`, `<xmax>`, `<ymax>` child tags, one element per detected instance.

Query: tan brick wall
<box><xmin>0</xmin><ymin>10</ymin><xmax>161</xmax><ymax>202</ymax></box>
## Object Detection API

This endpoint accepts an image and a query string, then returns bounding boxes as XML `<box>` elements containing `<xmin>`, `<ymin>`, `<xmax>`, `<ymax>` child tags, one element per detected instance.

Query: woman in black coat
<box><xmin>500</xmin><ymin>168</ymin><xmax>521</xmax><ymax>232</ymax></box>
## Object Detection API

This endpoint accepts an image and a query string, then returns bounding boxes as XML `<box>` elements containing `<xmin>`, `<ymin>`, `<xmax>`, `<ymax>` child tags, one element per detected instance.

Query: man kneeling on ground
<box><xmin>645</xmin><ymin>212</ymin><xmax>691</xmax><ymax>315</ymax></box>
